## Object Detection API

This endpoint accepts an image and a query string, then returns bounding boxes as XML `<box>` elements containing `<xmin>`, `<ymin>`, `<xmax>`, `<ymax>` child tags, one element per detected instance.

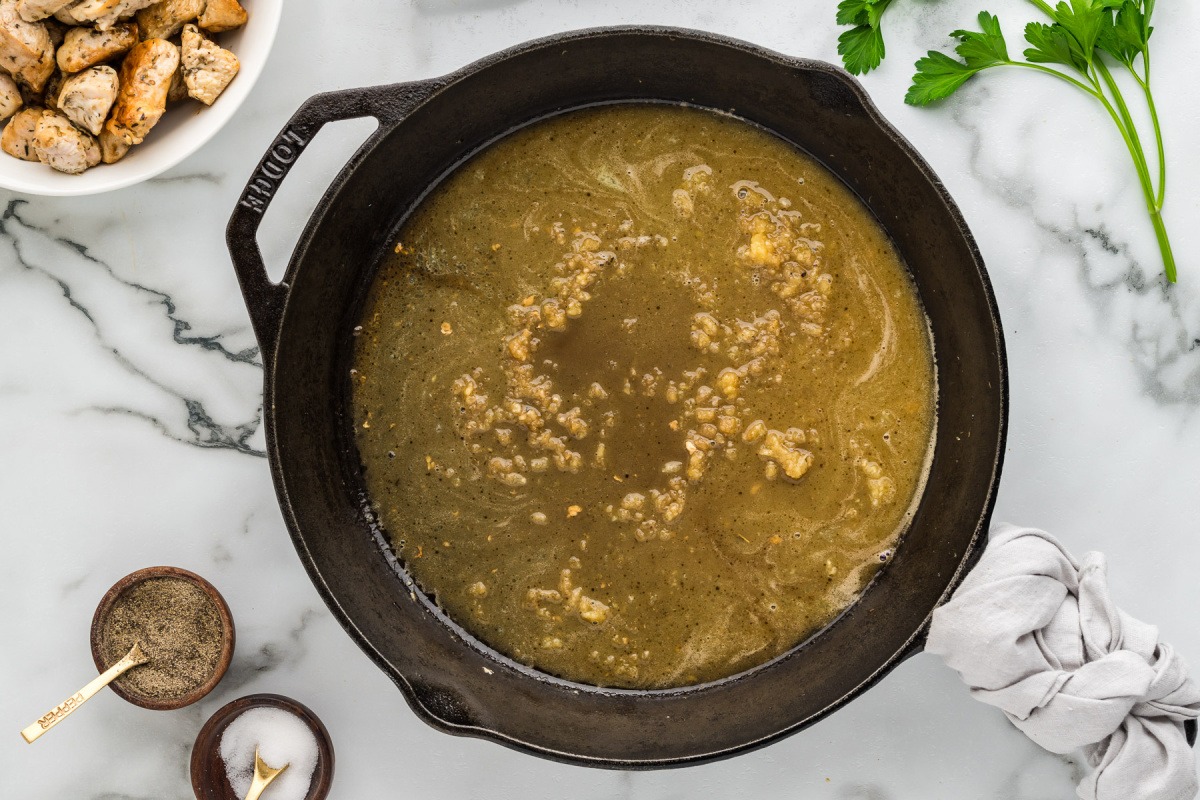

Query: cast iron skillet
<box><xmin>227</xmin><ymin>27</ymin><xmax>1008</xmax><ymax>767</ymax></box>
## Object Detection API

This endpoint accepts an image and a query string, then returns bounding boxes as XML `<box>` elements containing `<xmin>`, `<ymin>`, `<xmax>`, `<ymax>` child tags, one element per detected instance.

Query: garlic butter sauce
<box><xmin>352</xmin><ymin>104</ymin><xmax>936</xmax><ymax>688</ymax></box>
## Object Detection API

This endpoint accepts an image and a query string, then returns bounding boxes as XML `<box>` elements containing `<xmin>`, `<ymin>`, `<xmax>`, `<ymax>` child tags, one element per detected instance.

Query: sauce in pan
<box><xmin>352</xmin><ymin>104</ymin><xmax>936</xmax><ymax>688</ymax></box>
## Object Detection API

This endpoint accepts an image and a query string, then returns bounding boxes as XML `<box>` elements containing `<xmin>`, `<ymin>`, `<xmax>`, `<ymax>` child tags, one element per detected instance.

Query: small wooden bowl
<box><xmin>190</xmin><ymin>694</ymin><xmax>335</xmax><ymax>800</ymax></box>
<box><xmin>90</xmin><ymin>566</ymin><xmax>235</xmax><ymax>711</ymax></box>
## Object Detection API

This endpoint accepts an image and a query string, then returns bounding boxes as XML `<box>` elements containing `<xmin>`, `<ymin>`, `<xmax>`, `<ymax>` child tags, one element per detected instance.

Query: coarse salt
<box><xmin>219</xmin><ymin>707</ymin><xmax>319</xmax><ymax>800</ymax></box>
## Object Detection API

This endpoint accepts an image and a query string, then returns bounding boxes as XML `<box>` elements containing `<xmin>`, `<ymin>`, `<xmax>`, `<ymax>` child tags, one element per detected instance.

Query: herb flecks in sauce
<box><xmin>352</xmin><ymin>105</ymin><xmax>936</xmax><ymax>688</ymax></box>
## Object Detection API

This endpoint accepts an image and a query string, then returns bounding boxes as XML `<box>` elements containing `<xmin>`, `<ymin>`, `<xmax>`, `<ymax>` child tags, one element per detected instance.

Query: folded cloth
<box><xmin>927</xmin><ymin>523</ymin><xmax>1200</xmax><ymax>800</ymax></box>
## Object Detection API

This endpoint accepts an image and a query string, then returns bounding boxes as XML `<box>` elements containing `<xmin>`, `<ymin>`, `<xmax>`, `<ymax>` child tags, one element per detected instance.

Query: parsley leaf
<box><xmin>1025</xmin><ymin>21</ymin><xmax>1089</xmax><ymax>71</ymax></box>
<box><xmin>906</xmin><ymin>12</ymin><xmax>1009</xmax><ymax>106</ymax></box>
<box><xmin>1098</xmin><ymin>0</ymin><xmax>1151</xmax><ymax>65</ymax></box>
<box><xmin>905</xmin><ymin>52</ymin><xmax>979</xmax><ymax>105</ymax></box>
<box><xmin>864</xmin><ymin>0</ymin><xmax>890</xmax><ymax>28</ymax></box>
<box><xmin>904</xmin><ymin>0</ymin><xmax>1177</xmax><ymax>281</ymax></box>
<box><xmin>835</xmin><ymin>0</ymin><xmax>874</xmax><ymax>26</ymax></box>
<box><xmin>836</xmin><ymin>0</ymin><xmax>895</xmax><ymax>75</ymax></box>
<box><xmin>838</xmin><ymin>23</ymin><xmax>888</xmax><ymax>75</ymax></box>
<box><xmin>1046</xmin><ymin>0</ymin><xmax>1105</xmax><ymax>68</ymax></box>
<box><xmin>952</xmin><ymin>10</ymin><xmax>1010</xmax><ymax>66</ymax></box>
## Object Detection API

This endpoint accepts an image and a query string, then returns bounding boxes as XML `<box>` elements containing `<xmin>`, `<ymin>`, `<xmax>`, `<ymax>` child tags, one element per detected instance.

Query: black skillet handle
<box><xmin>226</xmin><ymin>79</ymin><xmax>442</xmax><ymax>363</ymax></box>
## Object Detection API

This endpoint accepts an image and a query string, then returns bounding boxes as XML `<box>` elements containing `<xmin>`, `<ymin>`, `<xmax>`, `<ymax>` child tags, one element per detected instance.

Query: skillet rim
<box><xmin>241</xmin><ymin>24</ymin><xmax>1010</xmax><ymax>767</ymax></box>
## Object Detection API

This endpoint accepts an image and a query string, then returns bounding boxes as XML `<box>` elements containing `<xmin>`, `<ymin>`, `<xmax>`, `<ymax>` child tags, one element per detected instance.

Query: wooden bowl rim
<box><xmin>89</xmin><ymin>565</ymin><xmax>235</xmax><ymax>711</ymax></box>
<box><xmin>189</xmin><ymin>692</ymin><xmax>335</xmax><ymax>800</ymax></box>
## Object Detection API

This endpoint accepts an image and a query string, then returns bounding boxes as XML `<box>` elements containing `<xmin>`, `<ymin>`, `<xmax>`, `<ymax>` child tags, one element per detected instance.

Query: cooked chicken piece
<box><xmin>20</xmin><ymin>37</ymin><xmax>54</xmax><ymax>89</ymax></box>
<box><xmin>16</xmin><ymin>74</ymin><xmax>37</xmax><ymax>104</ymax></box>
<box><xmin>180</xmin><ymin>23</ymin><xmax>235</xmax><ymax>105</ymax></box>
<box><xmin>166</xmin><ymin>56</ymin><xmax>185</xmax><ymax>101</ymax></box>
<box><xmin>41</xmin><ymin>66</ymin><xmax>62</xmax><ymax>108</ymax></box>
<box><xmin>56</xmin><ymin>64</ymin><xmax>116</xmax><ymax>134</ymax></box>
<box><xmin>97</xmin><ymin>123</ymin><xmax>126</xmax><ymax>162</ymax></box>
<box><xmin>16</xmin><ymin>0</ymin><xmax>72</xmax><ymax>21</ymax></box>
<box><xmin>56</xmin><ymin>20</ymin><xmax>137</xmax><ymax>72</ymax></box>
<box><xmin>0</xmin><ymin>70</ymin><xmax>22</xmax><ymax>118</ymax></box>
<box><xmin>0</xmin><ymin>0</ymin><xmax>45</xmax><ymax>63</ymax></box>
<box><xmin>0</xmin><ymin>0</ymin><xmax>55</xmax><ymax>90</ymax></box>
<box><xmin>136</xmin><ymin>0</ymin><xmax>201</xmax><ymax>39</ymax></box>
<box><xmin>43</xmin><ymin>14</ymin><xmax>65</xmax><ymax>44</ymax></box>
<box><xmin>62</xmin><ymin>0</ymin><xmax>157</xmax><ymax>30</ymax></box>
<box><xmin>100</xmin><ymin>0</ymin><xmax>158</xmax><ymax>27</ymax></box>
<box><xmin>34</xmin><ymin>108</ymin><xmax>100</xmax><ymax>172</ymax></box>
<box><xmin>196</xmin><ymin>0</ymin><xmax>244</xmax><ymax>33</ymax></box>
<box><xmin>1</xmin><ymin>105</ymin><xmax>40</xmax><ymax>159</ymax></box>
<box><xmin>105</xmin><ymin>37</ymin><xmax>175</xmax><ymax>144</ymax></box>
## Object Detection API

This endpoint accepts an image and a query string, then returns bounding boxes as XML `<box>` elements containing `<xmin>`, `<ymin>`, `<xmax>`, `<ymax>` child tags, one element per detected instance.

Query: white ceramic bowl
<box><xmin>0</xmin><ymin>0</ymin><xmax>281</xmax><ymax>197</ymax></box>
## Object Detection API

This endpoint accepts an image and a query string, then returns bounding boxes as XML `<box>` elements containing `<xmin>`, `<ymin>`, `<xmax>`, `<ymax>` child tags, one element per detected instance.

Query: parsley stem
<box><xmin>1150</xmin><ymin>209</ymin><xmax>1177</xmax><ymax>283</ymax></box>
<box><xmin>1145</xmin><ymin>88</ymin><xmax>1166</xmax><ymax>208</ymax></box>
<box><xmin>1128</xmin><ymin>51</ymin><xmax>1167</xmax><ymax>209</ymax></box>
<box><xmin>1091</xmin><ymin>64</ymin><xmax>1176</xmax><ymax>283</ymax></box>
<box><xmin>909</xmin><ymin>1</ymin><xmax>1176</xmax><ymax>281</ymax></box>
<box><xmin>1006</xmin><ymin>61</ymin><xmax>1098</xmax><ymax>98</ymax></box>
<box><xmin>1094</xmin><ymin>60</ymin><xmax>1154</xmax><ymax>197</ymax></box>
<box><xmin>1026</xmin><ymin>0</ymin><xmax>1055</xmax><ymax>19</ymax></box>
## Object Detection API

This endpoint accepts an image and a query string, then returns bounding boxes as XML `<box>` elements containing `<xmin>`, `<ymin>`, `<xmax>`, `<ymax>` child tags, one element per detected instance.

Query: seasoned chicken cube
<box><xmin>33</xmin><ymin>108</ymin><xmax>100</xmax><ymax>172</ymax></box>
<box><xmin>196</xmin><ymin>0</ymin><xmax>245</xmax><ymax>33</ymax></box>
<box><xmin>57</xmin><ymin>65</ymin><xmax>117</xmax><ymax>135</ymax></box>
<box><xmin>62</xmin><ymin>0</ymin><xmax>158</xmax><ymax>30</ymax></box>
<box><xmin>20</xmin><ymin>37</ymin><xmax>53</xmax><ymax>89</ymax></box>
<box><xmin>105</xmin><ymin>37</ymin><xmax>176</xmax><ymax>144</ymax></box>
<box><xmin>40</xmin><ymin>66</ymin><xmax>62</xmax><ymax>108</ymax></box>
<box><xmin>0</xmin><ymin>0</ymin><xmax>55</xmax><ymax>90</ymax></box>
<box><xmin>0</xmin><ymin>71</ymin><xmax>22</xmax><ymax>119</ymax></box>
<box><xmin>16</xmin><ymin>0</ymin><xmax>72</xmax><ymax>21</ymax></box>
<box><xmin>42</xmin><ymin>14</ymin><xmax>64</xmax><ymax>44</ymax></box>
<box><xmin>97</xmin><ymin>123</ymin><xmax>126</xmax><ymax>162</ymax></box>
<box><xmin>180</xmin><ymin>23</ymin><xmax>236</xmax><ymax>105</ymax></box>
<box><xmin>15</xmin><ymin>75</ymin><xmax>38</xmax><ymax>104</ymax></box>
<box><xmin>1</xmin><ymin>105</ymin><xmax>40</xmax><ymax>159</ymax></box>
<box><xmin>56</xmin><ymin>20</ymin><xmax>137</xmax><ymax>73</ymax></box>
<box><xmin>166</xmin><ymin>57</ymin><xmax>185</xmax><ymax>101</ymax></box>
<box><xmin>136</xmin><ymin>0</ymin><xmax>201</xmax><ymax>40</ymax></box>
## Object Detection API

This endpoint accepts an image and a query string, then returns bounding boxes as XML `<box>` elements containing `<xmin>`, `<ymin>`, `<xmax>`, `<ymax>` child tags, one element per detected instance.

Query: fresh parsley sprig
<box><xmin>906</xmin><ymin>1</ymin><xmax>1176</xmax><ymax>282</ymax></box>
<box><xmin>836</xmin><ymin>0</ymin><xmax>898</xmax><ymax>74</ymax></box>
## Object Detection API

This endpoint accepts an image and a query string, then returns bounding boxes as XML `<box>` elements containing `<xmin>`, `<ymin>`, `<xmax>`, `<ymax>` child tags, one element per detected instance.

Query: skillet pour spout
<box><xmin>227</xmin><ymin>26</ymin><xmax>1008</xmax><ymax>768</ymax></box>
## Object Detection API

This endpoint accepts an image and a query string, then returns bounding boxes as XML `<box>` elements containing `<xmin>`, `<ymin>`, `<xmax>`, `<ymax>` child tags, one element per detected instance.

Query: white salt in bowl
<box><xmin>0</xmin><ymin>0</ymin><xmax>282</xmax><ymax>197</ymax></box>
<box><xmin>191</xmin><ymin>693</ymin><xmax>334</xmax><ymax>800</ymax></box>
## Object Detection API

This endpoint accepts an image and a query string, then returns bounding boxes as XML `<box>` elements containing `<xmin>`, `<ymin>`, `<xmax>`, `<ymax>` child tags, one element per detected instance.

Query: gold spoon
<box><xmin>20</xmin><ymin>642</ymin><xmax>149</xmax><ymax>743</ymax></box>
<box><xmin>243</xmin><ymin>748</ymin><xmax>290</xmax><ymax>800</ymax></box>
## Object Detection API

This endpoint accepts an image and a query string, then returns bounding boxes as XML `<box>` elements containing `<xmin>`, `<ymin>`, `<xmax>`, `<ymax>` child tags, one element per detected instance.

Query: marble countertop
<box><xmin>3</xmin><ymin>0</ymin><xmax>1198</xmax><ymax>797</ymax></box>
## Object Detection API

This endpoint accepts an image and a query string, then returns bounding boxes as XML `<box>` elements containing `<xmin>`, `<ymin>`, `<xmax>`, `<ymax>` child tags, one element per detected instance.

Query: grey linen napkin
<box><xmin>926</xmin><ymin>523</ymin><xmax>1200</xmax><ymax>800</ymax></box>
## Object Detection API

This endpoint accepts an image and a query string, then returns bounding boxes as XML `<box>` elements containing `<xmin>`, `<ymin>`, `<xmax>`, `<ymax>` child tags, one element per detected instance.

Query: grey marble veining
<box><xmin>2</xmin><ymin>0</ymin><xmax>1197</xmax><ymax>798</ymax></box>
<box><xmin>942</xmin><ymin>78</ymin><xmax>1200</xmax><ymax>407</ymax></box>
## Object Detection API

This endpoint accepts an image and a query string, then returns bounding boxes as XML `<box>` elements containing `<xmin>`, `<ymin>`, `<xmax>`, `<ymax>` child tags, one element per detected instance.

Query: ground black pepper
<box><xmin>98</xmin><ymin>577</ymin><xmax>224</xmax><ymax>700</ymax></box>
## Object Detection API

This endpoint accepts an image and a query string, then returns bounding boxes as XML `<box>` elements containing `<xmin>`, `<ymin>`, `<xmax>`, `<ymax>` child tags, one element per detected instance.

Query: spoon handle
<box><xmin>244</xmin><ymin>752</ymin><xmax>289</xmax><ymax>800</ymax></box>
<box><xmin>243</xmin><ymin>779</ymin><xmax>271</xmax><ymax>800</ymax></box>
<box><xmin>20</xmin><ymin>642</ymin><xmax>148</xmax><ymax>744</ymax></box>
